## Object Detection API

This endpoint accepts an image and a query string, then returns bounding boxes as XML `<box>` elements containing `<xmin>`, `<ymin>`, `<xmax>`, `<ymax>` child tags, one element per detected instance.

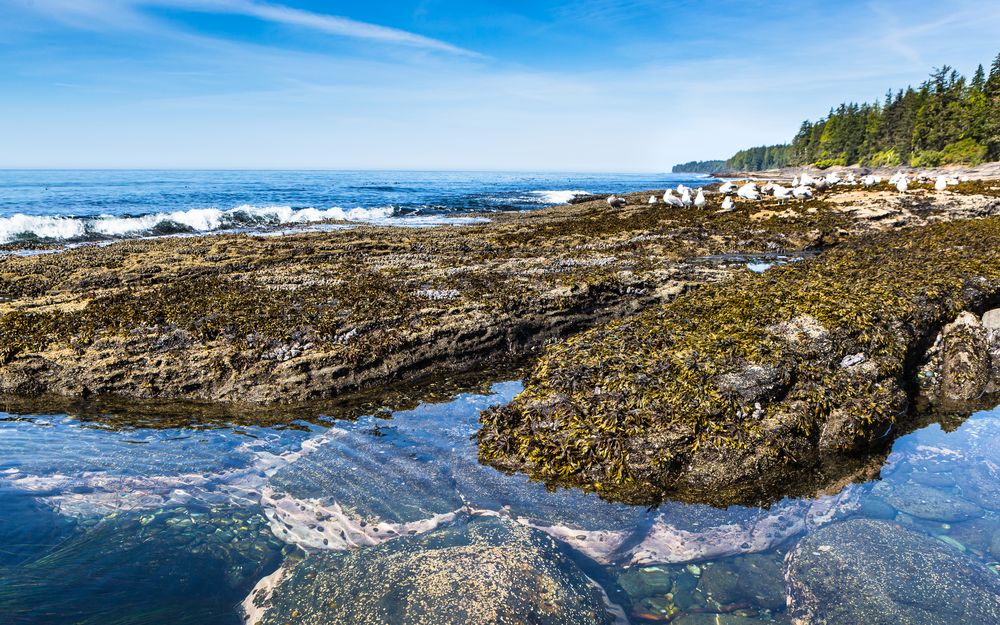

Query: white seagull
<box><xmin>662</xmin><ymin>189</ymin><xmax>684</xmax><ymax>207</ymax></box>
<box><xmin>694</xmin><ymin>189</ymin><xmax>706</xmax><ymax>208</ymax></box>
<box><xmin>792</xmin><ymin>186</ymin><xmax>813</xmax><ymax>200</ymax></box>
<box><xmin>737</xmin><ymin>182</ymin><xmax>761</xmax><ymax>201</ymax></box>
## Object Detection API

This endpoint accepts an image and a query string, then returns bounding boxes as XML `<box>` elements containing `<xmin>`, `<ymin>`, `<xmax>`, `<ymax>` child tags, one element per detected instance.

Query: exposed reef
<box><xmin>478</xmin><ymin>216</ymin><xmax>1000</xmax><ymax>505</ymax></box>
<box><xmin>2</xmin><ymin>183</ymin><xmax>996</xmax><ymax>410</ymax></box>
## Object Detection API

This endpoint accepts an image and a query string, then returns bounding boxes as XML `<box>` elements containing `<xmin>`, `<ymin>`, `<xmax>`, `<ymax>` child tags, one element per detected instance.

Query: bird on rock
<box><xmin>737</xmin><ymin>183</ymin><xmax>761</xmax><ymax>201</ymax></box>
<box><xmin>662</xmin><ymin>189</ymin><xmax>683</xmax><ymax>207</ymax></box>
<box><xmin>607</xmin><ymin>194</ymin><xmax>627</xmax><ymax>208</ymax></box>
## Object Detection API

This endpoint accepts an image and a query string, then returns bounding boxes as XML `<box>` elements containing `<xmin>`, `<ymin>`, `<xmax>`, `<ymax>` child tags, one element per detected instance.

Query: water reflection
<box><xmin>0</xmin><ymin>381</ymin><xmax>998</xmax><ymax>624</ymax></box>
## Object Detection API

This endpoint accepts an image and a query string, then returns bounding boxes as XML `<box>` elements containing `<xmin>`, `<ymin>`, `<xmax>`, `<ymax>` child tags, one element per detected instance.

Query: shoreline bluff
<box><xmin>3</xmin><ymin>178</ymin><xmax>1000</xmax><ymax>501</ymax></box>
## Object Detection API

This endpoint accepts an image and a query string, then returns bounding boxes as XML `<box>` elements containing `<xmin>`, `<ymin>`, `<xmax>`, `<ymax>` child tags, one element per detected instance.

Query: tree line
<box><xmin>674</xmin><ymin>52</ymin><xmax>1000</xmax><ymax>172</ymax></box>
<box><xmin>671</xmin><ymin>159</ymin><xmax>727</xmax><ymax>173</ymax></box>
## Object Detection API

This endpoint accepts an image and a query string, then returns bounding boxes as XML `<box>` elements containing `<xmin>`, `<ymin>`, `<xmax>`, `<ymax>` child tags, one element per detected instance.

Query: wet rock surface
<box><xmin>785</xmin><ymin>518</ymin><xmax>1000</xmax><ymax>625</ymax></box>
<box><xmin>250</xmin><ymin>516</ymin><xmax>615</xmax><ymax>625</ymax></box>
<box><xmin>918</xmin><ymin>306</ymin><xmax>1000</xmax><ymax>407</ymax></box>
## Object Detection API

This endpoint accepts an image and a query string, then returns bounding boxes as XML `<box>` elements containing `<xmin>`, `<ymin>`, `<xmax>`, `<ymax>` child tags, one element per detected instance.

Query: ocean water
<box><xmin>0</xmin><ymin>170</ymin><xmax>711</xmax><ymax>244</ymax></box>
<box><xmin>1</xmin><ymin>381</ymin><xmax>998</xmax><ymax>624</ymax></box>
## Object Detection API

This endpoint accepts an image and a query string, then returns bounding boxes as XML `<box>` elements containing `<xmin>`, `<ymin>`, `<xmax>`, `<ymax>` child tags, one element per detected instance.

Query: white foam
<box><xmin>0</xmin><ymin>204</ymin><xmax>402</xmax><ymax>244</ymax></box>
<box><xmin>0</xmin><ymin>214</ymin><xmax>86</xmax><ymax>244</ymax></box>
<box><xmin>529</xmin><ymin>190</ymin><xmax>590</xmax><ymax>204</ymax></box>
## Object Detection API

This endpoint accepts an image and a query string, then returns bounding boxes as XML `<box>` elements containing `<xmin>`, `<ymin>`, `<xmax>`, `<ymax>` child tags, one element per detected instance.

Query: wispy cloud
<box><xmin>160</xmin><ymin>0</ymin><xmax>481</xmax><ymax>56</ymax></box>
<box><xmin>11</xmin><ymin>0</ymin><xmax>479</xmax><ymax>56</ymax></box>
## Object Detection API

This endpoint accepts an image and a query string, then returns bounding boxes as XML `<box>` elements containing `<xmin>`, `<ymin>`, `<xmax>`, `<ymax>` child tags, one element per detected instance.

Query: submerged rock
<box><xmin>785</xmin><ymin>518</ymin><xmax>1000</xmax><ymax>625</ymax></box>
<box><xmin>450</xmin><ymin>456</ymin><xmax>649</xmax><ymax>564</ymax></box>
<box><xmin>249</xmin><ymin>516</ymin><xmax>615</xmax><ymax>625</ymax></box>
<box><xmin>627</xmin><ymin>490</ymin><xmax>858</xmax><ymax>565</ymax></box>
<box><xmin>263</xmin><ymin>427</ymin><xmax>465</xmax><ymax>550</ymax></box>
<box><xmin>962</xmin><ymin>462</ymin><xmax>1000</xmax><ymax>511</ymax></box>
<box><xmin>697</xmin><ymin>553</ymin><xmax>786</xmax><ymax>611</ymax></box>
<box><xmin>872</xmin><ymin>480</ymin><xmax>984</xmax><ymax>523</ymax></box>
<box><xmin>1</xmin><ymin>506</ymin><xmax>283</xmax><ymax>624</ymax></box>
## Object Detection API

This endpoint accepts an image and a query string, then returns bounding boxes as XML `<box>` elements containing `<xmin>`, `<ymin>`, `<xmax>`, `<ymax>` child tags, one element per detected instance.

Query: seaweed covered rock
<box><xmin>478</xmin><ymin>218</ymin><xmax>1000</xmax><ymax>504</ymax></box>
<box><xmin>1</xmin><ymin>185</ymin><xmax>996</xmax><ymax>407</ymax></box>
<box><xmin>248</xmin><ymin>516</ymin><xmax>614</xmax><ymax>625</ymax></box>
<box><xmin>785</xmin><ymin>519</ymin><xmax>1000</xmax><ymax>625</ymax></box>
<box><xmin>918</xmin><ymin>306</ymin><xmax>1000</xmax><ymax>406</ymax></box>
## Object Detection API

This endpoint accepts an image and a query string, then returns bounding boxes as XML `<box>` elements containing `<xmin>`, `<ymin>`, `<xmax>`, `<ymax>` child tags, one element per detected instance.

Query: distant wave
<box><xmin>526</xmin><ymin>190</ymin><xmax>590</xmax><ymax>204</ymax></box>
<box><xmin>0</xmin><ymin>204</ymin><xmax>396</xmax><ymax>244</ymax></box>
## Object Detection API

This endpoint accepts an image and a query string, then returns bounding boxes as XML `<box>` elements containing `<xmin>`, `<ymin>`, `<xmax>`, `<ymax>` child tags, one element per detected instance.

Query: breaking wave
<box><xmin>527</xmin><ymin>190</ymin><xmax>590</xmax><ymax>204</ymax></box>
<box><xmin>0</xmin><ymin>204</ymin><xmax>396</xmax><ymax>244</ymax></box>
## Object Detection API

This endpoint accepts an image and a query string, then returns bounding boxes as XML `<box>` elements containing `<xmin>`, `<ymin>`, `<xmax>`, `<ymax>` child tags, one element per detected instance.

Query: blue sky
<box><xmin>1</xmin><ymin>0</ymin><xmax>998</xmax><ymax>171</ymax></box>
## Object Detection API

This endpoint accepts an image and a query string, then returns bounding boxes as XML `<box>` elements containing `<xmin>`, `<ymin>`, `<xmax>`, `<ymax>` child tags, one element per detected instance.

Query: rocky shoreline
<box><xmin>2</xmin><ymin>179</ymin><xmax>1000</xmax><ymax>502</ymax></box>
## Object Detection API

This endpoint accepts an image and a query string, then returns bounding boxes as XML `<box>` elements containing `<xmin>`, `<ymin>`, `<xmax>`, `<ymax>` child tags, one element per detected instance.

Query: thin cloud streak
<box><xmin>11</xmin><ymin>0</ymin><xmax>479</xmax><ymax>56</ymax></box>
<box><xmin>161</xmin><ymin>0</ymin><xmax>482</xmax><ymax>56</ymax></box>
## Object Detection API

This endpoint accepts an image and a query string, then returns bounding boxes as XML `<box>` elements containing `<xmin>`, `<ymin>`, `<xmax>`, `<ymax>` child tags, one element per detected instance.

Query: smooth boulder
<box><xmin>785</xmin><ymin>518</ymin><xmax>1000</xmax><ymax>625</ymax></box>
<box><xmin>251</xmin><ymin>516</ymin><xmax>615</xmax><ymax>625</ymax></box>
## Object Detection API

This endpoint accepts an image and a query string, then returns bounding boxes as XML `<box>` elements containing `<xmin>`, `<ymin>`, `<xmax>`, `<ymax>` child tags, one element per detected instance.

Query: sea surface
<box><xmin>1</xmin><ymin>380</ymin><xmax>998</xmax><ymax>624</ymax></box>
<box><xmin>0</xmin><ymin>170</ymin><xmax>710</xmax><ymax>244</ymax></box>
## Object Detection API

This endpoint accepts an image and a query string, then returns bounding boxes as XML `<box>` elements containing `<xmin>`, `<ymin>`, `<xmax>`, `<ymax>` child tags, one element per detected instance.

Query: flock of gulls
<box><xmin>605</xmin><ymin>170</ymin><xmax>972</xmax><ymax>211</ymax></box>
